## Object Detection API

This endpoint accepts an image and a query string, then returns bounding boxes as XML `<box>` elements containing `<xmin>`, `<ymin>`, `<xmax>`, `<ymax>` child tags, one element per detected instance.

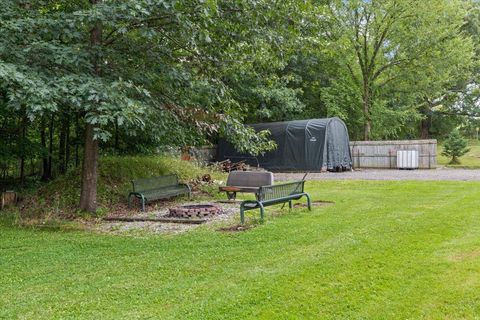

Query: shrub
<box><xmin>442</xmin><ymin>129</ymin><xmax>470</xmax><ymax>164</ymax></box>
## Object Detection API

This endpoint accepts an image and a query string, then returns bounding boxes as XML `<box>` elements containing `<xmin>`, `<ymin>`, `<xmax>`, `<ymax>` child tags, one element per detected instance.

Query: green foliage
<box><xmin>20</xmin><ymin>155</ymin><xmax>224</xmax><ymax>218</ymax></box>
<box><xmin>302</xmin><ymin>0</ymin><xmax>475</xmax><ymax>140</ymax></box>
<box><xmin>437</xmin><ymin>139</ymin><xmax>480</xmax><ymax>168</ymax></box>
<box><xmin>2</xmin><ymin>181</ymin><xmax>480</xmax><ymax>318</ymax></box>
<box><xmin>220</xmin><ymin>118</ymin><xmax>277</xmax><ymax>156</ymax></box>
<box><xmin>442</xmin><ymin>129</ymin><xmax>471</xmax><ymax>164</ymax></box>
<box><xmin>0</xmin><ymin>0</ymin><xmax>312</xmax><ymax>187</ymax></box>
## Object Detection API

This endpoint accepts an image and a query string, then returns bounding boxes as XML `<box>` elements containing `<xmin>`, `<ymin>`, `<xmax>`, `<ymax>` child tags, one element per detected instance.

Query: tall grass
<box><xmin>19</xmin><ymin>156</ymin><xmax>224</xmax><ymax>218</ymax></box>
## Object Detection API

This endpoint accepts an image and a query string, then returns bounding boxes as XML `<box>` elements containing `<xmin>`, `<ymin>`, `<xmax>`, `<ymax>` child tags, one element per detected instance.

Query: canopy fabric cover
<box><xmin>217</xmin><ymin>117</ymin><xmax>352</xmax><ymax>171</ymax></box>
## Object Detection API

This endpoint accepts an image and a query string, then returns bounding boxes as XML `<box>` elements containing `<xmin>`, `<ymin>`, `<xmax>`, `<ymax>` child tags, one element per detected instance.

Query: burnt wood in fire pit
<box><xmin>169</xmin><ymin>204</ymin><xmax>222</xmax><ymax>219</ymax></box>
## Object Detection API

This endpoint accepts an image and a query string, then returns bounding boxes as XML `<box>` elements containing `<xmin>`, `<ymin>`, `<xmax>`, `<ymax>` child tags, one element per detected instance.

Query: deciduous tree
<box><xmin>319</xmin><ymin>0</ymin><xmax>474</xmax><ymax>140</ymax></box>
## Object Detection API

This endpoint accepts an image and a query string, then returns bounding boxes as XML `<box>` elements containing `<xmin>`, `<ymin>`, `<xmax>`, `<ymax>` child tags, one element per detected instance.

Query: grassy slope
<box><xmin>1</xmin><ymin>180</ymin><xmax>480</xmax><ymax>319</ymax></box>
<box><xmin>20</xmin><ymin>156</ymin><xmax>224</xmax><ymax>218</ymax></box>
<box><xmin>437</xmin><ymin>139</ymin><xmax>480</xmax><ymax>168</ymax></box>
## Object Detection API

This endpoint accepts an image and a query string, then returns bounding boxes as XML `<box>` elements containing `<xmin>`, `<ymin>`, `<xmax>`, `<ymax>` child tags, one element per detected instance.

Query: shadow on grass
<box><xmin>217</xmin><ymin>224</ymin><xmax>256</xmax><ymax>233</ymax></box>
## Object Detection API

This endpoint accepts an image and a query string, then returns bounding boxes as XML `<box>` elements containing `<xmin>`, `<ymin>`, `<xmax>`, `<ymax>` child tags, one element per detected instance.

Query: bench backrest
<box><xmin>226</xmin><ymin>171</ymin><xmax>274</xmax><ymax>187</ymax></box>
<box><xmin>132</xmin><ymin>174</ymin><xmax>179</xmax><ymax>192</ymax></box>
<box><xmin>258</xmin><ymin>180</ymin><xmax>305</xmax><ymax>201</ymax></box>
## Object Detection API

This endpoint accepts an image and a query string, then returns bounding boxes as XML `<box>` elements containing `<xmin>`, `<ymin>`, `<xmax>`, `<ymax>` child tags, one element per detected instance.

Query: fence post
<box><xmin>357</xmin><ymin>149</ymin><xmax>361</xmax><ymax>169</ymax></box>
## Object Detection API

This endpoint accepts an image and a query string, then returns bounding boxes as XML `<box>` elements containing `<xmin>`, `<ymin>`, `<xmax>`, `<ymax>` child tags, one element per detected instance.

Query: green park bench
<box><xmin>128</xmin><ymin>174</ymin><xmax>191</xmax><ymax>211</ymax></box>
<box><xmin>239</xmin><ymin>180</ymin><xmax>311</xmax><ymax>224</ymax></box>
<box><xmin>219</xmin><ymin>171</ymin><xmax>274</xmax><ymax>200</ymax></box>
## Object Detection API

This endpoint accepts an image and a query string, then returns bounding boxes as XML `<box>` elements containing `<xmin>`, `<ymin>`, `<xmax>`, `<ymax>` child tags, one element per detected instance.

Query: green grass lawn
<box><xmin>437</xmin><ymin>139</ymin><xmax>480</xmax><ymax>168</ymax></box>
<box><xmin>2</xmin><ymin>181</ymin><xmax>480</xmax><ymax>319</ymax></box>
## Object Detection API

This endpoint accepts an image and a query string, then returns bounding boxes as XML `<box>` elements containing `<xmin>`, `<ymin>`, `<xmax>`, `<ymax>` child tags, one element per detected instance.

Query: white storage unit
<box><xmin>396</xmin><ymin>150</ymin><xmax>419</xmax><ymax>169</ymax></box>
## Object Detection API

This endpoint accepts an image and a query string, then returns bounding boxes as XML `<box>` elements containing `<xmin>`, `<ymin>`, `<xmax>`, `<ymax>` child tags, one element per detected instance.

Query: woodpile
<box><xmin>189</xmin><ymin>174</ymin><xmax>216</xmax><ymax>191</ymax></box>
<box><xmin>212</xmin><ymin>160</ymin><xmax>249</xmax><ymax>172</ymax></box>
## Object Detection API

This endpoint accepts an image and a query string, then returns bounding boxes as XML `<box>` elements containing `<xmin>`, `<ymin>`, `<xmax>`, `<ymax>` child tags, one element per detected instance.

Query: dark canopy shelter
<box><xmin>217</xmin><ymin>117</ymin><xmax>352</xmax><ymax>171</ymax></box>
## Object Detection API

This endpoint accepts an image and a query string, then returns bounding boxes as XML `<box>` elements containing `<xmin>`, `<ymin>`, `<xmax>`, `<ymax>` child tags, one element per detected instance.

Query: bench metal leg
<box><xmin>226</xmin><ymin>192</ymin><xmax>236</xmax><ymax>201</ymax></box>
<box><xmin>240</xmin><ymin>194</ymin><xmax>310</xmax><ymax>224</ymax></box>
<box><xmin>140</xmin><ymin>195</ymin><xmax>146</xmax><ymax>212</ymax></box>
<box><xmin>128</xmin><ymin>193</ymin><xmax>133</xmax><ymax>209</ymax></box>
<box><xmin>128</xmin><ymin>192</ymin><xmax>146</xmax><ymax>211</ymax></box>
<box><xmin>240</xmin><ymin>203</ymin><xmax>245</xmax><ymax>224</ymax></box>
<box><xmin>305</xmin><ymin>193</ymin><xmax>312</xmax><ymax>211</ymax></box>
<box><xmin>186</xmin><ymin>185</ymin><xmax>192</xmax><ymax>200</ymax></box>
<box><xmin>240</xmin><ymin>200</ymin><xmax>264</xmax><ymax>224</ymax></box>
<box><xmin>259</xmin><ymin>202</ymin><xmax>265</xmax><ymax>222</ymax></box>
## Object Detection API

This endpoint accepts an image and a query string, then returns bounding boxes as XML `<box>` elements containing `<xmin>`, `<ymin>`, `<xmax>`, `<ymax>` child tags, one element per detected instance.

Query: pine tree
<box><xmin>442</xmin><ymin>129</ymin><xmax>470</xmax><ymax>164</ymax></box>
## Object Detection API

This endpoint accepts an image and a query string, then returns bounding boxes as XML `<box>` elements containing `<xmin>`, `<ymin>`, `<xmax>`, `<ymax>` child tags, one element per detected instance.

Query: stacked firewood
<box><xmin>188</xmin><ymin>174</ymin><xmax>216</xmax><ymax>191</ymax></box>
<box><xmin>212</xmin><ymin>160</ymin><xmax>249</xmax><ymax>172</ymax></box>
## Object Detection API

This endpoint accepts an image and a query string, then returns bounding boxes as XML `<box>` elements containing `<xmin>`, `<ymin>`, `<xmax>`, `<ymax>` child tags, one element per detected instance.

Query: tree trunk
<box><xmin>58</xmin><ymin>114</ymin><xmax>70</xmax><ymax>174</ymax></box>
<box><xmin>419</xmin><ymin>104</ymin><xmax>431</xmax><ymax>139</ymax></box>
<box><xmin>363</xmin><ymin>82</ymin><xmax>371</xmax><ymax>141</ymax></box>
<box><xmin>420</xmin><ymin>117</ymin><xmax>430</xmax><ymax>139</ymax></box>
<box><xmin>30</xmin><ymin>158</ymin><xmax>35</xmax><ymax>176</ymax></box>
<box><xmin>66</xmin><ymin>117</ymin><xmax>71</xmax><ymax>170</ymax></box>
<box><xmin>75</xmin><ymin>114</ymin><xmax>80</xmax><ymax>167</ymax></box>
<box><xmin>79</xmin><ymin>123</ymin><xmax>99</xmax><ymax>212</ymax></box>
<box><xmin>20</xmin><ymin>157</ymin><xmax>25</xmax><ymax>184</ymax></box>
<box><xmin>19</xmin><ymin>115</ymin><xmax>27</xmax><ymax>184</ymax></box>
<box><xmin>48</xmin><ymin>116</ymin><xmax>54</xmax><ymax>177</ymax></box>
<box><xmin>59</xmin><ymin>119</ymin><xmax>66</xmax><ymax>175</ymax></box>
<box><xmin>79</xmin><ymin>0</ymin><xmax>102</xmax><ymax>213</ymax></box>
<box><xmin>40</xmin><ymin>119</ymin><xmax>51</xmax><ymax>181</ymax></box>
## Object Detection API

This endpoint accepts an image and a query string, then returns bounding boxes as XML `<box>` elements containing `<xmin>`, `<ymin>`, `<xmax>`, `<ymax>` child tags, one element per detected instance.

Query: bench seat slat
<box><xmin>240</xmin><ymin>180</ymin><xmax>311</xmax><ymax>223</ymax></box>
<box><xmin>219</xmin><ymin>186</ymin><xmax>261</xmax><ymax>193</ymax></box>
<box><xmin>242</xmin><ymin>194</ymin><xmax>305</xmax><ymax>209</ymax></box>
<box><xmin>134</xmin><ymin>188</ymin><xmax>189</xmax><ymax>201</ymax></box>
<box><xmin>128</xmin><ymin>175</ymin><xmax>191</xmax><ymax>211</ymax></box>
<box><xmin>136</xmin><ymin>185</ymin><xmax>188</xmax><ymax>195</ymax></box>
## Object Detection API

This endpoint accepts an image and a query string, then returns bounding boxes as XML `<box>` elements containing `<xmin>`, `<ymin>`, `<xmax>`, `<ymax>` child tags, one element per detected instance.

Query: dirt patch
<box><xmin>217</xmin><ymin>224</ymin><xmax>254</xmax><ymax>232</ymax></box>
<box><xmin>293</xmin><ymin>200</ymin><xmax>335</xmax><ymax>208</ymax></box>
<box><xmin>95</xmin><ymin>201</ymin><xmax>239</xmax><ymax>235</ymax></box>
<box><xmin>448</xmin><ymin>249</ymin><xmax>480</xmax><ymax>262</ymax></box>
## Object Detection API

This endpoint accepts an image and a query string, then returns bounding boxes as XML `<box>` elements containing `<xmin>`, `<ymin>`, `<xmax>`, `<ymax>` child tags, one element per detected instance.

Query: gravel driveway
<box><xmin>275</xmin><ymin>168</ymin><xmax>480</xmax><ymax>181</ymax></box>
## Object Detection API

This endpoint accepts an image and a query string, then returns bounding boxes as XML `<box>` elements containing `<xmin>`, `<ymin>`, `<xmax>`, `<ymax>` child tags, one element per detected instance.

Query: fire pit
<box><xmin>169</xmin><ymin>204</ymin><xmax>222</xmax><ymax>219</ymax></box>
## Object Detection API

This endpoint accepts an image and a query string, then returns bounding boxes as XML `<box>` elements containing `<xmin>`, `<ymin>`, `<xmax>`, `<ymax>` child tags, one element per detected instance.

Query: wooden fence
<box><xmin>350</xmin><ymin>139</ymin><xmax>437</xmax><ymax>169</ymax></box>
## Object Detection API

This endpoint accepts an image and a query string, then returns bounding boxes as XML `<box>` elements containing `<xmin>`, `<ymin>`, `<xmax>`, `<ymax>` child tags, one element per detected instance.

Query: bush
<box><xmin>442</xmin><ymin>129</ymin><xmax>470</xmax><ymax>164</ymax></box>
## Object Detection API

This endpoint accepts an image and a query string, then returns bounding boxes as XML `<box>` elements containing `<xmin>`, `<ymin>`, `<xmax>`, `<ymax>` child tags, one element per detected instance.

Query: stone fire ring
<box><xmin>169</xmin><ymin>204</ymin><xmax>222</xmax><ymax>219</ymax></box>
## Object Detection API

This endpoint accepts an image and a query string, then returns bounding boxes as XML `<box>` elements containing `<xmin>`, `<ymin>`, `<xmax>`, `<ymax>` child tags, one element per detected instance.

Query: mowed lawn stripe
<box><xmin>1</xmin><ymin>181</ymin><xmax>480</xmax><ymax>319</ymax></box>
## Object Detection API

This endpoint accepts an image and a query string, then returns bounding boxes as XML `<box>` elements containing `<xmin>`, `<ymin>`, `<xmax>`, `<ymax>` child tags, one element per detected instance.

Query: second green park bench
<box><xmin>128</xmin><ymin>174</ymin><xmax>191</xmax><ymax>211</ymax></box>
<box><xmin>240</xmin><ymin>180</ymin><xmax>311</xmax><ymax>224</ymax></box>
